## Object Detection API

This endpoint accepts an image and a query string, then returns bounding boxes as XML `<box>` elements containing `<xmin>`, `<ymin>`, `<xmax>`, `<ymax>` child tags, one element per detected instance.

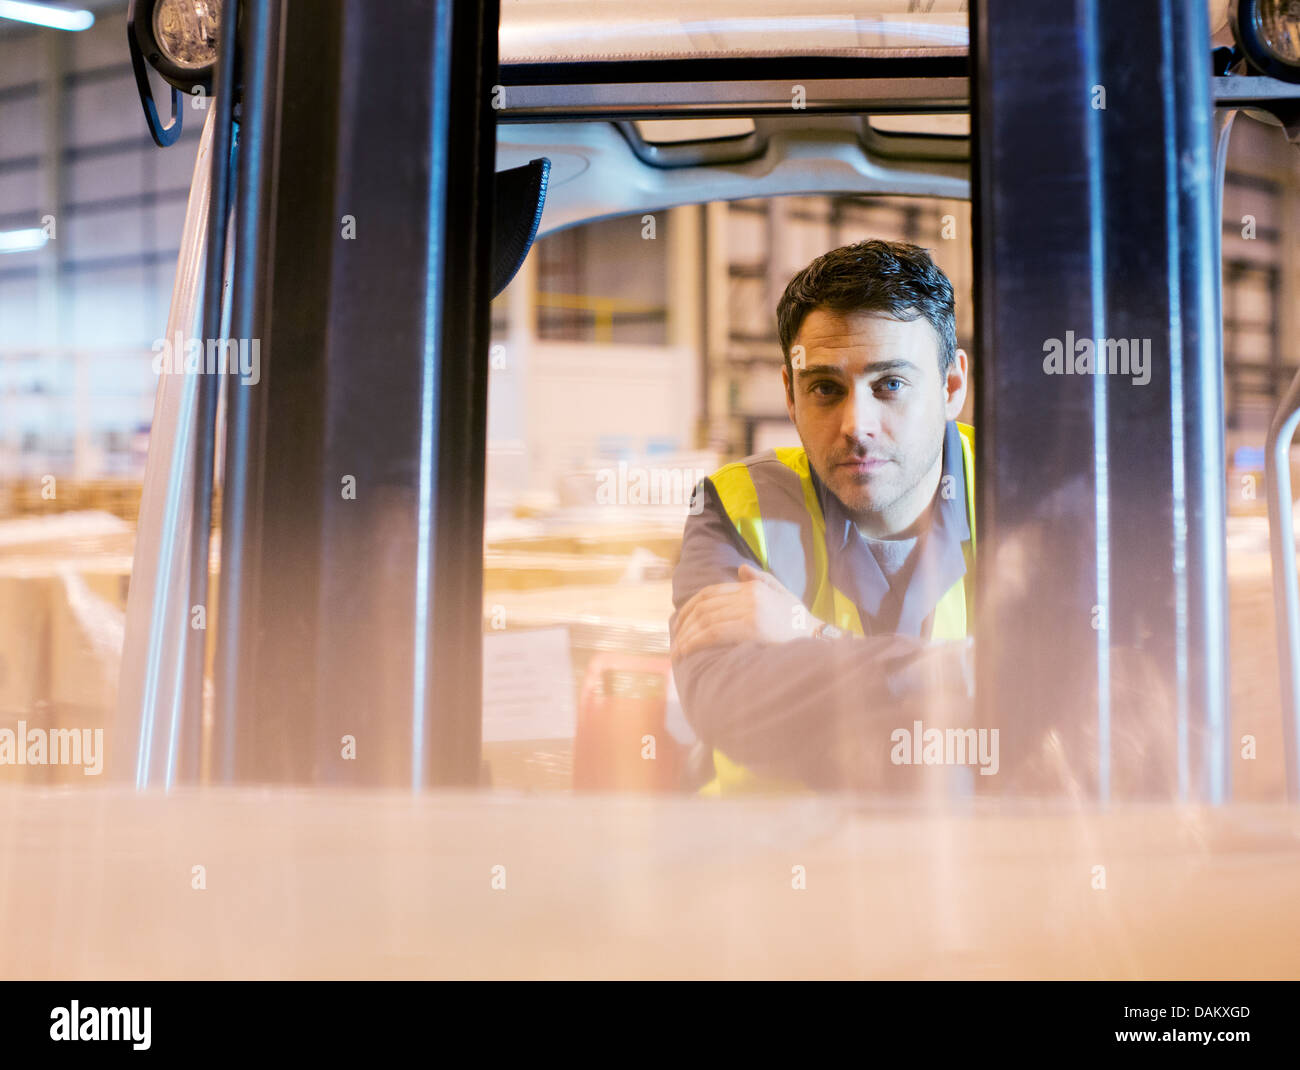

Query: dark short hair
<box><xmin>776</xmin><ymin>239</ymin><xmax>957</xmax><ymax>386</ymax></box>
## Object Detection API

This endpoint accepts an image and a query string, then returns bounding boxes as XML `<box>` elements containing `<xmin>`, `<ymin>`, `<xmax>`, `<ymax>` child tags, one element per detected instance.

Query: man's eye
<box><xmin>810</xmin><ymin>381</ymin><xmax>843</xmax><ymax>397</ymax></box>
<box><xmin>876</xmin><ymin>377</ymin><xmax>905</xmax><ymax>393</ymax></box>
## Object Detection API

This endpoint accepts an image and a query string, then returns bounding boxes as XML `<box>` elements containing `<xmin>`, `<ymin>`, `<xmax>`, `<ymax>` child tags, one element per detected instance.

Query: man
<box><xmin>670</xmin><ymin>239</ymin><xmax>975</xmax><ymax>794</ymax></box>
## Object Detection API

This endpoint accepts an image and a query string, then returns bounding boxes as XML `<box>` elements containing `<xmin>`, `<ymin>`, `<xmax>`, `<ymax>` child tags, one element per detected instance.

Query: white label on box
<box><xmin>482</xmin><ymin>626</ymin><xmax>576</xmax><ymax>743</ymax></box>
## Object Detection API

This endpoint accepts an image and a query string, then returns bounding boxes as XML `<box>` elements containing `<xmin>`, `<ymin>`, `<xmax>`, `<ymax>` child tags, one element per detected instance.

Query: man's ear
<box><xmin>782</xmin><ymin>362</ymin><xmax>797</xmax><ymax>423</ymax></box>
<box><xmin>945</xmin><ymin>347</ymin><xmax>969</xmax><ymax>420</ymax></box>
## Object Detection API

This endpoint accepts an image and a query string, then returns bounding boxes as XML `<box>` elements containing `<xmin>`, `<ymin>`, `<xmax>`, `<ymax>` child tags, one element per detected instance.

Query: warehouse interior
<box><xmin>2</xmin><ymin>1</ymin><xmax>1298</xmax><ymax>797</ymax></box>
<box><xmin>1</xmin><ymin>0</ymin><xmax>1299</xmax><ymax>983</ymax></box>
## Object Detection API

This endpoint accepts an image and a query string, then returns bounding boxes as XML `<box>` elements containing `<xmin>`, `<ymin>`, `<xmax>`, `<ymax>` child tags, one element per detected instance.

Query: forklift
<box><xmin>114</xmin><ymin>0</ymin><xmax>1300</xmax><ymax>805</ymax></box>
<box><xmin>1</xmin><ymin>0</ymin><xmax>1298</xmax><ymax>985</ymax></box>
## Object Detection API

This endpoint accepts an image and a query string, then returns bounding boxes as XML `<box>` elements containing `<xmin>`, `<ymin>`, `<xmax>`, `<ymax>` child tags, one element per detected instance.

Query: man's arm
<box><xmin>670</xmin><ymin>477</ymin><xmax>971</xmax><ymax>790</ymax></box>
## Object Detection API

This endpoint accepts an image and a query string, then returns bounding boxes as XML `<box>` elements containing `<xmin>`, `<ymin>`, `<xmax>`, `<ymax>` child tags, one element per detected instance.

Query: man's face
<box><xmin>782</xmin><ymin>308</ymin><xmax>968</xmax><ymax>538</ymax></box>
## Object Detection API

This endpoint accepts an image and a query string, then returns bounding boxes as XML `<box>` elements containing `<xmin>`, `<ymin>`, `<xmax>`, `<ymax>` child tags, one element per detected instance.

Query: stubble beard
<box><xmin>832</xmin><ymin>427</ymin><xmax>945</xmax><ymax>530</ymax></box>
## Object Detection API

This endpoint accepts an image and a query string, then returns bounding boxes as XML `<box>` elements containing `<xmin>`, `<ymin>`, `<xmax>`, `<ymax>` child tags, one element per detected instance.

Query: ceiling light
<box><xmin>0</xmin><ymin>1</ymin><xmax>93</xmax><ymax>32</ymax></box>
<box><xmin>0</xmin><ymin>228</ymin><xmax>49</xmax><ymax>254</ymax></box>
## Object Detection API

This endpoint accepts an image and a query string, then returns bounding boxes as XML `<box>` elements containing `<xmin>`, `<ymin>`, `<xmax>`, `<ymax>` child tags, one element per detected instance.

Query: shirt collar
<box><xmin>811</xmin><ymin>420</ymin><xmax>971</xmax><ymax>636</ymax></box>
<box><xmin>812</xmin><ymin>420</ymin><xmax>970</xmax><ymax>550</ymax></box>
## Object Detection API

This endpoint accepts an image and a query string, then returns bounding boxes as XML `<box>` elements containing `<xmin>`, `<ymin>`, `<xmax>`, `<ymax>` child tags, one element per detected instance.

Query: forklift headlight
<box><xmin>153</xmin><ymin>0</ymin><xmax>222</xmax><ymax>74</ymax></box>
<box><xmin>129</xmin><ymin>0</ymin><xmax>223</xmax><ymax>94</ymax></box>
<box><xmin>127</xmin><ymin>0</ymin><xmax>227</xmax><ymax>147</ymax></box>
<box><xmin>1230</xmin><ymin>0</ymin><xmax>1300</xmax><ymax>82</ymax></box>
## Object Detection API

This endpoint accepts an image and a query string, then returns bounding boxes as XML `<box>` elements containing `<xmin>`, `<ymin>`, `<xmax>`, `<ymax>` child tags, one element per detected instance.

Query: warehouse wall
<box><xmin>0</xmin><ymin>1</ymin><xmax>201</xmax><ymax>479</ymax></box>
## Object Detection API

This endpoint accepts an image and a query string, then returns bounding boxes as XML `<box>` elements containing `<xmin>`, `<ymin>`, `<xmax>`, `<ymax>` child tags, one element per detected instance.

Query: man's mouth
<box><xmin>837</xmin><ymin>457</ymin><xmax>890</xmax><ymax>473</ymax></box>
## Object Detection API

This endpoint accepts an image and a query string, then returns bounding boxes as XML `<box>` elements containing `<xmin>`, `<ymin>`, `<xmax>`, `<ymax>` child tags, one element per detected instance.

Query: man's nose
<box><xmin>843</xmin><ymin>381</ymin><xmax>883</xmax><ymax>439</ymax></box>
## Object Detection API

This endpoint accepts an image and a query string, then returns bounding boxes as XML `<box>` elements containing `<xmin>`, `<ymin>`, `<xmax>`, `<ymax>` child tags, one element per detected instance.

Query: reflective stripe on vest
<box><xmin>698</xmin><ymin>422</ymin><xmax>977</xmax><ymax>796</ymax></box>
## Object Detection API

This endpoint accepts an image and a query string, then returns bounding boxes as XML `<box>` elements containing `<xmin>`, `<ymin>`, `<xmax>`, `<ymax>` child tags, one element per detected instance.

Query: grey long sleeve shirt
<box><xmin>669</xmin><ymin>420</ymin><xmax>974</xmax><ymax>790</ymax></box>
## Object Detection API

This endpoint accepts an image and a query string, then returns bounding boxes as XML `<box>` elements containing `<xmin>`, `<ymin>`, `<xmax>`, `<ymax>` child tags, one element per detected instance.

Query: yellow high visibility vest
<box><xmin>697</xmin><ymin>422</ymin><xmax>976</xmax><ymax>795</ymax></box>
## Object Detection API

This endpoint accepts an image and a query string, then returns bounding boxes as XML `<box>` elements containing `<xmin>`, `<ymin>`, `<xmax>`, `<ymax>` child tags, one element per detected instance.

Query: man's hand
<box><xmin>671</xmin><ymin>564</ymin><xmax>818</xmax><ymax>659</ymax></box>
